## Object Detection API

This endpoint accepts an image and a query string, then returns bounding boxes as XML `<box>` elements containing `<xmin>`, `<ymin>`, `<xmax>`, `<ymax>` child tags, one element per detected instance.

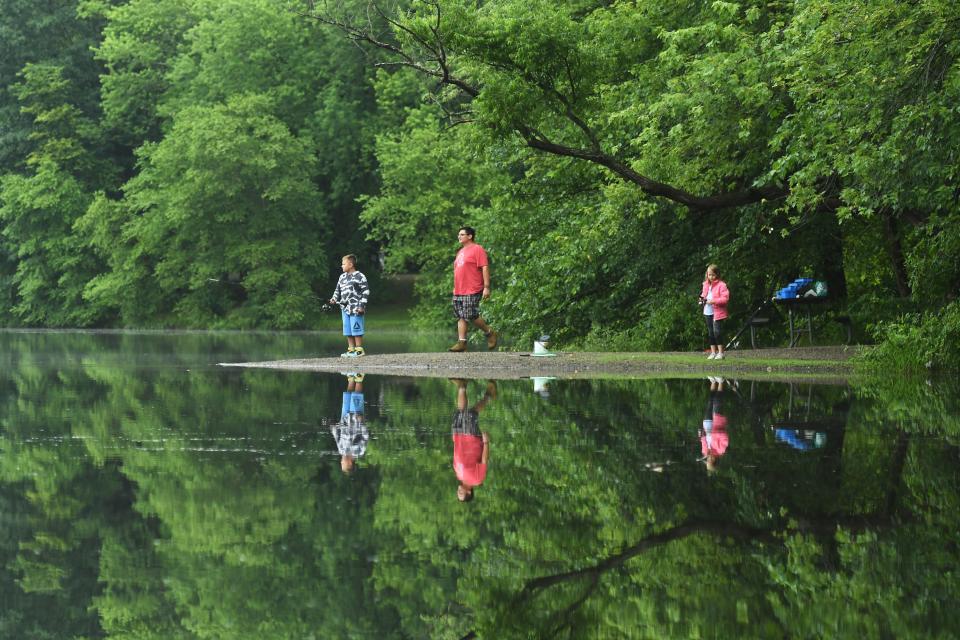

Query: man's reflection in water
<box><xmin>331</xmin><ymin>373</ymin><xmax>369</xmax><ymax>474</ymax></box>
<box><xmin>450</xmin><ymin>379</ymin><xmax>496</xmax><ymax>502</ymax></box>
<box><xmin>700</xmin><ymin>376</ymin><xmax>730</xmax><ymax>473</ymax></box>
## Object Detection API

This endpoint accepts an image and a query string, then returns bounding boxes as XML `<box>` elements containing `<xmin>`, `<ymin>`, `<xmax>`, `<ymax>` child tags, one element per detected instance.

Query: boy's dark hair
<box><xmin>342</xmin><ymin>254</ymin><xmax>357</xmax><ymax>266</ymax></box>
<box><xmin>459</xmin><ymin>226</ymin><xmax>476</xmax><ymax>239</ymax></box>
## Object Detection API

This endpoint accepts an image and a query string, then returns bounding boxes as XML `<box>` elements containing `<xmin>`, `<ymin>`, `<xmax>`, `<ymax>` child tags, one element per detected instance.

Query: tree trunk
<box><xmin>882</xmin><ymin>214</ymin><xmax>912</xmax><ymax>298</ymax></box>
<box><xmin>819</xmin><ymin>214</ymin><xmax>849</xmax><ymax>301</ymax></box>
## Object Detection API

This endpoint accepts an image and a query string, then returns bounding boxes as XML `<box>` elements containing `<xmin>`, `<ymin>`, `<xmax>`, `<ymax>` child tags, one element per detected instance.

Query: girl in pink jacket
<box><xmin>699</xmin><ymin>264</ymin><xmax>730</xmax><ymax>360</ymax></box>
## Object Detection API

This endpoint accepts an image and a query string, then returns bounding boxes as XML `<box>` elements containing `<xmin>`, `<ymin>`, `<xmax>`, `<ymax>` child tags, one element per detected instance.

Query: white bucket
<box><xmin>533</xmin><ymin>340</ymin><xmax>550</xmax><ymax>355</ymax></box>
<box><xmin>532</xmin><ymin>376</ymin><xmax>555</xmax><ymax>396</ymax></box>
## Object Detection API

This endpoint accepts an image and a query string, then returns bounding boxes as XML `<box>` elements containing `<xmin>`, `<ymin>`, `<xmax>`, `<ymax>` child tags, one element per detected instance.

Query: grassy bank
<box><xmin>595</xmin><ymin>346</ymin><xmax>859</xmax><ymax>371</ymax></box>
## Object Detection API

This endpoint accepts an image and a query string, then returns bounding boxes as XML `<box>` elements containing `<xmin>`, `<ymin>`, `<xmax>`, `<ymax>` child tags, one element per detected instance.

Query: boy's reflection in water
<box><xmin>450</xmin><ymin>379</ymin><xmax>496</xmax><ymax>502</ymax></box>
<box><xmin>700</xmin><ymin>377</ymin><xmax>730</xmax><ymax>473</ymax></box>
<box><xmin>331</xmin><ymin>373</ymin><xmax>369</xmax><ymax>474</ymax></box>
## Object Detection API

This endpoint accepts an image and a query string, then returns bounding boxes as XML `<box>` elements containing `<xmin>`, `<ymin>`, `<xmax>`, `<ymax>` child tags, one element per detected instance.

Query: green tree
<box><xmin>82</xmin><ymin>94</ymin><xmax>327</xmax><ymax>328</ymax></box>
<box><xmin>79</xmin><ymin>0</ymin><xmax>382</xmax><ymax>328</ymax></box>
<box><xmin>0</xmin><ymin>63</ymin><xmax>111</xmax><ymax>326</ymax></box>
<box><xmin>0</xmin><ymin>0</ymin><xmax>108</xmax><ymax>174</ymax></box>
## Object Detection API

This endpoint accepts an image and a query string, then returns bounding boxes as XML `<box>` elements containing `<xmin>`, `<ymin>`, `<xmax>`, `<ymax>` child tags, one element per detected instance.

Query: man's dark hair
<box><xmin>459</xmin><ymin>226</ymin><xmax>476</xmax><ymax>239</ymax></box>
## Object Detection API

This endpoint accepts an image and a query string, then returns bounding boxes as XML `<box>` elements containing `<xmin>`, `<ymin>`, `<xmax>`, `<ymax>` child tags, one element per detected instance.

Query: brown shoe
<box><xmin>448</xmin><ymin>340</ymin><xmax>467</xmax><ymax>352</ymax></box>
<box><xmin>486</xmin><ymin>330</ymin><xmax>498</xmax><ymax>350</ymax></box>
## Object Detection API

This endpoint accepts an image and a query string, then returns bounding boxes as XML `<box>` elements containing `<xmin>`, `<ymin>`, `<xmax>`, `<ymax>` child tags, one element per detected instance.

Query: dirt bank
<box><xmin>220</xmin><ymin>345</ymin><xmax>861</xmax><ymax>382</ymax></box>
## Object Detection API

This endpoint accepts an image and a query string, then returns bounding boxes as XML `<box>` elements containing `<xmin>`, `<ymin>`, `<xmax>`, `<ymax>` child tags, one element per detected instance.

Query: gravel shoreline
<box><xmin>221</xmin><ymin>345</ymin><xmax>861</xmax><ymax>382</ymax></box>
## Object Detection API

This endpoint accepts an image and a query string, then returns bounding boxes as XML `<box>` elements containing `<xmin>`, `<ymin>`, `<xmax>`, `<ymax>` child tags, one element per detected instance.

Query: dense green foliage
<box><xmin>1</xmin><ymin>0</ymin><xmax>959</xmax><ymax>364</ymax></box>
<box><xmin>0</xmin><ymin>0</ymin><xmax>378</xmax><ymax>328</ymax></box>
<box><xmin>319</xmin><ymin>0</ymin><xmax>960</xmax><ymax>365</ymax></box>
<box><xmin>0</xmin><ymin>332</ymin><xmax>958</xmax><ymax>637</ymax></box>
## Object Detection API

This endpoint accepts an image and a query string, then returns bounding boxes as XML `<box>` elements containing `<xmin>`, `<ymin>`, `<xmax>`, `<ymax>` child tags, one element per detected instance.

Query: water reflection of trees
<box><xmin>0</xmin><ymin>337</ymin><xmax>957</xmax><ymax>638</ymax></box>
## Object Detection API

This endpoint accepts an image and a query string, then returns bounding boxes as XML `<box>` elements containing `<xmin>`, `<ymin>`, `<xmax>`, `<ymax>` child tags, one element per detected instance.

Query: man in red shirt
<box><xmin>449</xmin><ymin>226</ymin><xmax>498</xmax><ymax>352</ymax></box>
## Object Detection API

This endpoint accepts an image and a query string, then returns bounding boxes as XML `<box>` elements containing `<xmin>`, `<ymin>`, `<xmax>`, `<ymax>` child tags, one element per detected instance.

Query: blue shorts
<box><xmin>341</xmin><ymin>309</ymin><xmax>365</xmax><ymax>336</ymax></box>
<box><xmin>341</xmin><ymin>391</ymin><xmax>365</xmax><ymax>419</ymax></box>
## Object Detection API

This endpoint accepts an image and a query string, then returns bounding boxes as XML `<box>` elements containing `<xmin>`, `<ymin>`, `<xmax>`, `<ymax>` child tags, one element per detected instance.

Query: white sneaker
<box><xmin>707</xmin><ymin>353</ymin><xmax>716</xmax><ymax>359</ymax></box>
<box><xmin>340</xmin><ymin>350</ymin><xmax>354</xmax><ymax>358</ymax></box>
<box><xmin>715</xmin><ymin>353</ymin><xmax>725</xmax><ymax>360</ymax></box>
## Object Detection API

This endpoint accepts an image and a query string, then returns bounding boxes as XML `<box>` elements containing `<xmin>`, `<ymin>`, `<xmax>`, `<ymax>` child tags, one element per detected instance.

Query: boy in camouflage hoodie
<box><xmin>329</xmin><ymin>254</ymin><xmax>370</xmax><ymax>357</ymax></box>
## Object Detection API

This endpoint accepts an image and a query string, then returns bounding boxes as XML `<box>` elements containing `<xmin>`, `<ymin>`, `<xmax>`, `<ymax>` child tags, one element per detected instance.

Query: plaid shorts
<box><xmin>452</xmin><ymin>293</ymin><xmax>483</xmax><ymax>320</ymax></box>
<box><xmin>452</xmin><ymin>409</ymin><xmax>480</xmax><ymax>435</ymax></box>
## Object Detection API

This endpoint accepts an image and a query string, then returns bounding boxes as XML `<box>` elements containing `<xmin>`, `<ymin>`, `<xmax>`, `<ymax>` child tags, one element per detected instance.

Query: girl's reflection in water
<box><xmin>700</xmin><ymin>377</ymin><xmax>730</xmax><ymax>473</ymax></box>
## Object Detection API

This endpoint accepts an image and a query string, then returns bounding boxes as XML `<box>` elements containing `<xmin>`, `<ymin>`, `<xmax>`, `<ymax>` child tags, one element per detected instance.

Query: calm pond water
<box><xmin>1</xmin><ymin>331</ymin><xmax>958</xmax><ymax>639</ymax></box>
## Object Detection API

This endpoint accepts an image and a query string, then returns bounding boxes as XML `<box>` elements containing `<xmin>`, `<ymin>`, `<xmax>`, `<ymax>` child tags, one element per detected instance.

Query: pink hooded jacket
<box><xmin>700</xmin><ymin>280</ymin><xmax>730</xmax><ymax>321</ymax></box>
<box><xmin>700</xmin><ymin>415</ymin><xmax>729</xmax><ymax>457</ymax></box>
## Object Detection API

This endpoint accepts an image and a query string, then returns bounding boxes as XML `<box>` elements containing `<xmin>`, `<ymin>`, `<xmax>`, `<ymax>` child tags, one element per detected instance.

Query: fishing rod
<box><xmin>725</xmin><ymin>298</ymin><xmax>776</xmax><ymax>351</ymax></box>
<box><xmin>204</xmin><ymin>278</ymin><xmax>335</xmax><ymax>310</ymax></box>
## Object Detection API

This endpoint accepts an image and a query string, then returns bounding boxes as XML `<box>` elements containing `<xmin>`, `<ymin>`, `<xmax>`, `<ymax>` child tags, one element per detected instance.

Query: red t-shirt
<box><xmin>453</xmin><ymin>434</ymin><xmax>487</xmax><ymax>487</ymax></box>
<box><xmin>453</xmin><ymin>243</ymin><xmax>489</xmax><ymax>295</ymax></box>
